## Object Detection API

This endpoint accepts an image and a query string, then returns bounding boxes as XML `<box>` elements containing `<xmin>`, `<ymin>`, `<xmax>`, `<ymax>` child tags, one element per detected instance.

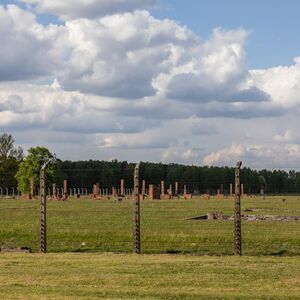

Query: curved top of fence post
<box><xmin>41</xmin><ymin>157</ymin><xmax>56</xmax><ymax>171</ymax></box>
<box><xmin>236</xmin><ymin>161</ymin><xmax>242</xmax><ymax>168</ymax></box>
<box><xmin>134</xmin><ymin>163</ymin><xmax>140</xmax><ymax>179</ymax></box>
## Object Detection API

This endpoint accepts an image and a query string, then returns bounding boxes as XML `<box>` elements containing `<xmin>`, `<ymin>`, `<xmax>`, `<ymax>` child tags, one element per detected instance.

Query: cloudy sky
<box><xmin>1</xmin><ymin>0</ymin><xmax>300</xmax><ymax>169</ymax></box>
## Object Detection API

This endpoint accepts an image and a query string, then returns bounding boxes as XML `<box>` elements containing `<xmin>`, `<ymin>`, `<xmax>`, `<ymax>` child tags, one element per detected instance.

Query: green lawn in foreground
<box><xmin>0</xmin><ymin>196</ymin><xmax>299</xmax><ymax>255</ymax></box>
<box><xmin>0</xmin><ymin>253</ymin><xmax>299</xmax><ymax>299</ymax></box>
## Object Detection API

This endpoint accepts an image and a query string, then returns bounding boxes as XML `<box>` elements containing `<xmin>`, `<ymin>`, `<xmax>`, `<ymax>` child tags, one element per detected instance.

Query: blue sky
<box><xmin>1</xmin><ymin>0</ymin><xmax>300</xmax><ymax>168</ymax></box>
<box><xmin>153</xmin><ymin>0</ymin><xmax>300</xmax><ymax>69</ymax></box>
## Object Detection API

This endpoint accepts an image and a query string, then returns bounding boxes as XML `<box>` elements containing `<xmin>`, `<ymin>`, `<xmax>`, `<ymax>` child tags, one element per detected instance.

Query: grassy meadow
<box><xmin>0</xmin><ymin>195</ymin><xmax>299</xmax><ymax>255</ymax></box>
<box><xmin>0</xmin><ymin>196</ymin><xmax>299</xmax><ymax>299</ymax></box>
<box><xmin>0</xmin><ymin>253</ymin><xmax>299</xmax><ymax>299</ymax></box>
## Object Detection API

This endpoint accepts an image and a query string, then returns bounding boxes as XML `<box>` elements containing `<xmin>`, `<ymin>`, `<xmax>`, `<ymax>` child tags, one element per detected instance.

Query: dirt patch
<box><xmin>185</xmin><ymin>212</ymin><xmax>300</xmax><ymax>221</ymax></box>
<box><xmin>240</xmin><ymin>215</ymin><xmax>300</xmax><ymax>221</ymax></box>
<box><xmin>1</xmin><ymin>246</ymin><xmax>31</xmax><ymax>253</ymax></box>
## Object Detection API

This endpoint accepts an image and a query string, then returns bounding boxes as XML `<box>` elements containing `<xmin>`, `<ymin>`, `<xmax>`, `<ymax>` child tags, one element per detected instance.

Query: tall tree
<box><xmin>0</xmin><ymin>133</ymin><xmax>24</xmax><ymax>188</ymax></box>
<box><xmin>15</xmin><ymin>146</ymin><xmax>55</xmax><ymax>194</ymax></box>
<box><xmin>0</xmin><ymin>133</ymin><xmax>23</xmax><ymax>162</ymax></box>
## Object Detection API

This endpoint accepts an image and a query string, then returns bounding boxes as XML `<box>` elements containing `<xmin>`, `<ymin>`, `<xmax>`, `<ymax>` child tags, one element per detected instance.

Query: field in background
<box><xmin>0</xmin><ymin>195</ymin><xmax>299</xmax><ymax>255</ymax></box>
<box><xmin>0</xmin><ymin>253</ymin><xmax>299</xmax><ymax>299</ymax></box>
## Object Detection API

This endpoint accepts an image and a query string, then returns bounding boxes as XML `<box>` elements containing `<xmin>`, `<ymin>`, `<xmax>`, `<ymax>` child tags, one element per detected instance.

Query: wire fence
<box><xmin>0</xmin><ymin>165</ymin><xmax>299</xmax><ymax>255</ymax></box>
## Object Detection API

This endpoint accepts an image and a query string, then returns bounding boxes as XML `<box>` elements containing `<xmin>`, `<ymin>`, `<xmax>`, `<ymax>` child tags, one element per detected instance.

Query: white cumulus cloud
<box><xmin>20</xmin><ymin>0</ymin><xmax>158</xmax><ymax>20</ymax></box>
<box><xmin>203</xmin><ymin>143</ymin><xmax>300</xmax><ymax>169</ymax></box>
<box><xmin>0</xmin><ymin>5</ymin><xmax>66</xmax><ymax>81</ymax></box>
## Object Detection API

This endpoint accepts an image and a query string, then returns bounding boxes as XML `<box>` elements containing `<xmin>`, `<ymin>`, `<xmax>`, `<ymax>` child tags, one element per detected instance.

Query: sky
<box><xmin>154</xmin><ymin>0</ymin><xmax>300</xmax><ymax>69</ymax></box>
<box><xmin>1</xmin><ymin>0</ymin><xmax>300</xmax><ymax>169</ymax></box>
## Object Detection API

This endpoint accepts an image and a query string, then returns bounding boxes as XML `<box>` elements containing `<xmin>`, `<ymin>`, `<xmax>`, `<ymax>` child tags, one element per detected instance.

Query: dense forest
<box><xmin>2</xmin><ymin>157</ymin><xmax>300</xmax><ymax>194</ymax></box>
<box><xmin>1</xmin><ymin>133</ymin><xmax>300</xmax><ymax>194</ymax></box>
<box><xmin>53</xmin><ymin>160</ymin><xmax>300</xmax><ymax>195</ymax></box>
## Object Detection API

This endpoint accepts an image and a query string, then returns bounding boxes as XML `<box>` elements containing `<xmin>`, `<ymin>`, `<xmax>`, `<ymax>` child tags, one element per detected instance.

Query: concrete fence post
<box><xmin>234</xmin><ymin>161</ymin><xmax>242</xmax><ymax>256</ymax></box>
<box><xmin>40</xmin><ymin>158</ymin><xmax>55</xmax><ymax>253</ymax></box>
<box><xmin>133</xmin><ymin>163</ymin><xmax>141</xmax><ymax>254</ymax></box>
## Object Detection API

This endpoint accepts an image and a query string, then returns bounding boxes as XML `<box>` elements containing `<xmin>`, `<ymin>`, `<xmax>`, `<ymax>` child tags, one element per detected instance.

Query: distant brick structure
<box><xmin>183</xmin><ymin>184</ymin><xmax>192</xmax><ymax>199</ymax></box>
<box><xmin>112</xmin><ymin>187</ymin><xmax>117</xmax><ymax>198</ymax></box>
<box><xmin>93</xmin><ymin>183</ymin><xmax>100</xmax><ymax>198</ymax></box>
<box><xmin>164</xmin><ymin>184</ymin><xmax>172</xmax><ymax>199</ymax></box>
<box><xmin>149</xmin><ymin>184</ymin><xmax>159</xmax><ymax>200</ymax></box>
<box><xmin>120</xmin><ymin>179</ymin><xmax>125</xmax><ymax>196</ymax></box>
<box><xmin>142</xmin><ymin>180</ymin><xmax>146</xmax><ymax>196</ymax></box>
<box><xmin>175</xmin><ymin>181</ymin><xmax>178</xmax><ymax>196</ymax></box>
<box><xmin>168</xmin><ymin>184</ymin><xmax>172</xmax><ymax>196</ymax></box>
<box><xmin>52</xmin><ymin>183</ymin><xmax>57</xmax><ymax>199</ymax></box>
<box><xmin>203</xmin><ymin>193</ymin><xmax>210</xmax><ymax>199</ymax></box>
<box><xmin>160</xmin><ymin>180</ymin><xmax>165</xmax><ymax>197</ymax></box>
<box><xmin>63</xmin><ymin>180</ymin><xmax>68</xmax><ymax>200</ymax></box>
<box><xmin>184</xmin><ymin>193</ymin><xmax>192</xmax><ymax>200</ymax></box>
<box><xmin>183</xmin><ymin>184</ymin><xmax>187</xmax><ymax>196</ymax></box>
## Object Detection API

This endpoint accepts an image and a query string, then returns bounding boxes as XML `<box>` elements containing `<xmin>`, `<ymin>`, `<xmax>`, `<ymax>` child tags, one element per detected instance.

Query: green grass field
<box><xmin>0</xmin><ymin>196</ymin><xmax>299</xmax><ymax>299</ymax></box>
<box><xmin>0</xmin><ymin>195</ymin><xmax>299</xmax><ymax>255</ymax></box>
<box><xmin>0</xmin><ymin>253</ymin><xmax>299</xmax><ymax>299</ymax></box>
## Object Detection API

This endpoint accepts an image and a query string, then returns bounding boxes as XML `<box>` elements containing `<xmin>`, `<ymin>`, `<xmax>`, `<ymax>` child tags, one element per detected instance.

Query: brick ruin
<box><xmin>22</xmin><ymin>175</ymin><xmax>246</xmax><ymax>201</ymax></box>
<box><xmin>120</xmin><ymin>179</ymin><xmax>125</xmax><ymax>197</ymax></box>
<box><xmin>148</xmin><ymin>184</ymin><xmax>159</xmax><ymax>200</ymax></box>
<box><xmin>175</xmin><ymin>181</ymin><xmax>178</xmax><ymax>196</ymax></box>
<box><xmin>52</xmin><ymin>183</ymin><xmax>57</xmax><ymax>199</ymax></box>
<box><xmin>183</xmin><ymin>184</ymin><xmax>192</xmax><ymax>200</ymax></box>
<box><xmin>63</xmin><ymin>180</ymin><xmax>68</xmax><ymax>200</ymax></box>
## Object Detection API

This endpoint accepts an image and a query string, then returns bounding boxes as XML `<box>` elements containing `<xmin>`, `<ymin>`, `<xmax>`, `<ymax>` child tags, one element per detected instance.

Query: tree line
<box><xmin>1</xmin><ymin>133</ymin><xmax>300</xmax><ymax>194</ymax></box>
<box><xmin>57</xmin><ymin>160</ymin><xmax>300</xmax><ymax>194</ymax></box>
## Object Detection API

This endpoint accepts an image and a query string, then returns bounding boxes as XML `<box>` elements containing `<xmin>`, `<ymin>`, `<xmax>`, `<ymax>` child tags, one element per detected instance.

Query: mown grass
<box><xmin>0</xmin><ymin>196</ymin><xmax>299</xmax><ymax>255</ymax></box>
<box><xmin>0</xmin><ymin>253</ymin><xmax>299</xmax><ymax>299</ymax></box>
